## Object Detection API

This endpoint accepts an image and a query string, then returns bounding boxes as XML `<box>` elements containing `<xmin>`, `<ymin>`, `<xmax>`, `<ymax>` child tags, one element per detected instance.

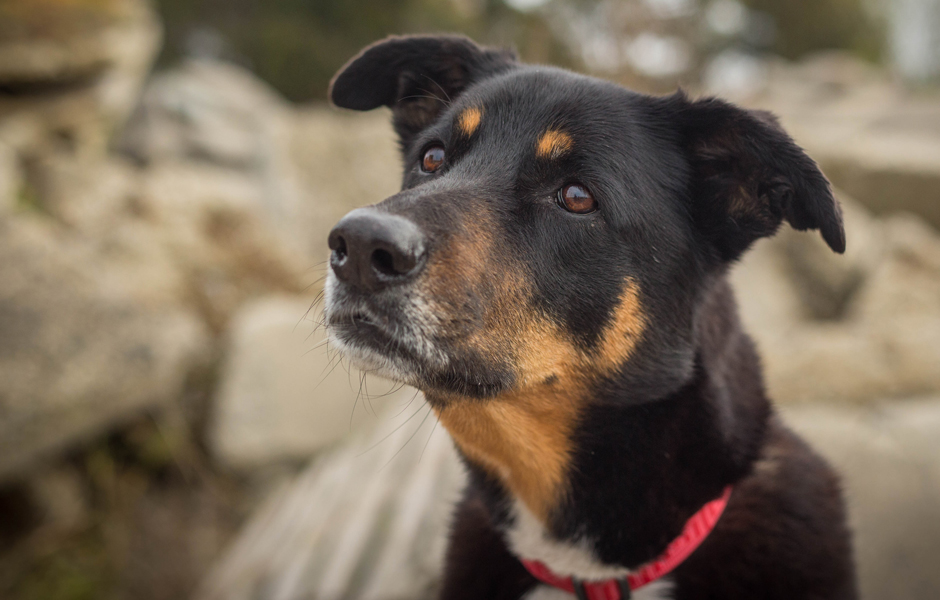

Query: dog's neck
<box><xmin>434</xmin><ymin>276</ymin><xmax>770</xmax><ymax>569</ymax></box>
<box><xmin>562</xmin><ymin>276</ymin><xmax>770</xmax><ymax>567</ymax></box>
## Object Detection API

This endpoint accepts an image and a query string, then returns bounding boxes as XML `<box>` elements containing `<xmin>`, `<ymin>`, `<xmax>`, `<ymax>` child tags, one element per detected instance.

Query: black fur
<box><xmin>330</xmin><ymin>35</ymin><xmax>516</xmax><ymax>148</ymax></box>
<box><xmin>327</xmin><ymin>35</ymin><xmax>856</xmax><ymax>600</ymax></box>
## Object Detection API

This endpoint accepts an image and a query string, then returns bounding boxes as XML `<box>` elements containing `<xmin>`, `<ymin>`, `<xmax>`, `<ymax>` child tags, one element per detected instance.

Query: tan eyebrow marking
<box><xmin>536</xmin><ymin>129</ymin><xmax>573</xmax><ymax>159</ymax></box>
<box><xmin>458</xmin><ymin>107</ymin><xmax>483</xmax><ymax>136</ymax></box>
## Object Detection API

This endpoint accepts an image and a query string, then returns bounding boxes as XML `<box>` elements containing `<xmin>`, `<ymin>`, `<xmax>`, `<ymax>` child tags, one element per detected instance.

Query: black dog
<box><xmin>324</xmin><ymin>35</ymin><xmax>856</xmax><ymax>600</ymax></box>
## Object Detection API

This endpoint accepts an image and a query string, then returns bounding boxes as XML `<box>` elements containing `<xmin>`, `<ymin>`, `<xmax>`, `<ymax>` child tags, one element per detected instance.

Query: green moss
<box><xmin>14</xmin><ymin>182</ymin><xmax>43</xmax><ymax>214</ymax></box>
<box><xmin>0</xmin><ymin>0</ymin><xmax>131</xmax><ymax>42</ymax></box>
<box><xmin>14</xmin><ymin>563</ymin><xmax>104</xmax><ymax>600</ymax></box>
<box><xmin>7</xmin><ymin>532</ymin><xmax>114</xmax><ymax>600</ymax></box>
<box><xmin>742</xmin><ymin>0</ymin><xmax>886</xmax><ymax>62</ymax></box>
<box><xmin>123</xmin><ymin>419</ymin><xmax>185</xmax><ymax>473</ymax></box>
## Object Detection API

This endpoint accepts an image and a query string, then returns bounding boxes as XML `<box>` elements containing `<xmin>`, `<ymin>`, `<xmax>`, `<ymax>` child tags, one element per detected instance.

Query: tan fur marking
<box><xmin>536</xmin><ymin>130</ymin><xmax>573</xmax><ymax>160</ymax></box>
<box><xmin>432</xmin><ymin>281</ymin><xmax>646</xmax><ymax>524</ymax></box>
<box><xmin>458</xmin><ymin>107</ymin><xmax>483</xmax><ymax>136</ymax></box>
<box><xmin>595</xmin><ymin>284</ymin><xmax>646</xmax><ymax>370</ymax></box>
<box><xmin>435</xmin><ymin>387</ymin><xmax>580</xmax><ymax>521</ymax></box>
<box><xmin>423</xmin><ymin>207</ymin><xmax>498</xmax><ymax>324</ymax></box>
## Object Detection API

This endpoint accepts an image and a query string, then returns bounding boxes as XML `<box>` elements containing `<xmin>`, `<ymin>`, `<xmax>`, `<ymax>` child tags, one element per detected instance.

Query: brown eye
<box><xmin>421</xmin><ymin>146</ymin><xmax>445</xmax><ymax>172</ymax></box>
<box><xmin>558</xmin><ymin>183</ymin><xmax>597</xmax><ymax>214</ymax></box>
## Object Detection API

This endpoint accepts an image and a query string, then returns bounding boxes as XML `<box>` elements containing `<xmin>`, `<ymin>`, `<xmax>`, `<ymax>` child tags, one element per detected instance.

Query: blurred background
<box><xmin>0</xmin><ymin>0</ymin><xmax>939</xmax><ymax>599</ymax></box>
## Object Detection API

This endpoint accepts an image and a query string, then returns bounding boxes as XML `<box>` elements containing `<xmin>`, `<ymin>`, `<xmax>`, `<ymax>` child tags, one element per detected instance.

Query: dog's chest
<box><xmin>505</xmin><ymin>500</ymin><xmax>676</xmax><ymax>598</ymax></box>
<box><xmin>504</xmin><ymin>498</ymin><xmax>632</xmax><ymax>581</ymax></box>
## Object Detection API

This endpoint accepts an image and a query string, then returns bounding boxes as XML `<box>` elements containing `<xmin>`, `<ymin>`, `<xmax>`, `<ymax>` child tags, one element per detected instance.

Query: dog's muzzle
<box><xmin>324</xmin><ymin>207</ymin><xmax>446</xmax><ymax>383</ymax></box>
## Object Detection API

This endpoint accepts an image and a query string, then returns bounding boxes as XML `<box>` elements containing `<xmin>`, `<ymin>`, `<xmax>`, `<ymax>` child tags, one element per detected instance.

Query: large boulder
<box><xmin>732</xmin><ymin>193</ymin><xmax>940</xmax><ymax>404</ymax></box>
<box><xmin>117</xmin><ymin>71</ymin><xmax>402</xmax><ymax>260</ymax></box>
<box><xmin>0</xmin><ymin>0</ymin><xmax>161</xmax><ymax>159</ymax></box>
<box><xmin>785</xmin><ymin>399</ymin><xmax>940</xmax><ymax>600</ymax></box>
<box><xmin>0</xmin><ymin>215</ymin><xmax>211</xmax><ymax>478</ymax></box>
<box><xmin>0</xmin><ymin>0</ymin><xmax>152</xmax><ymax>82</ymax></box>
<box><xmin>208</xmin><ymin>296</ymin><xmax>415</xmax><ymax>470</ymax></box>
<box><xmin>119</xmin><ymin>59</ymin><xmax>314</xmax><ymax>257</ymax></box>
<box><xmin>0</xmin><ymin>57</ymin><xmax>326</xmax><ymax>479</ymax></box>
<box><xmin>119</xmin><ymin>59</ymin><xmax>291</xmax><ymax>170</ymax></box>
<box><xmin>6</xmin><ymin>150</ymin><xmax>313</xmax><ymax>331</ymax></box>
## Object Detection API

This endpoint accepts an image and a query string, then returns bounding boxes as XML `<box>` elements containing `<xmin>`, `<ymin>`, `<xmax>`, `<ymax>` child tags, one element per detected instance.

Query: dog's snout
<box><xmin>328</xmin><ymin>208</ymin><xmax>427</xmax><ymax>291</ymax></box>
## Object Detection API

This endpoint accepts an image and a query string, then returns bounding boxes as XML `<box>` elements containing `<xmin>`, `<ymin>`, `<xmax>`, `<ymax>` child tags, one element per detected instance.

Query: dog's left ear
<box><xmin>330</xmin><ymin>35</ymin><xmax>516</xmax><ymax>148</ymax></box>
<box><xmin>672</xmin><ymin>94</ymin><xmax>845</xmax><ymax>261</ymax></box>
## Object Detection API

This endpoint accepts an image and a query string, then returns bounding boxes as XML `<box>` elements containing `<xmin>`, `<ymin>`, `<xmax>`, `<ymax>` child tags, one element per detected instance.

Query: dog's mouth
<box><xmin>324</xmin><ymin>276</ymin><xmax>510</xmax><ymax>399</ymax></box>
<box><xmin>327</xmin><ymin>303</ymin><xmax>435</xmax><ymax>382</ymax></box>
<box><xmin>331</xmin><ymin>311</ymin><xmax>391</xmax><ymax>351</ymax></box>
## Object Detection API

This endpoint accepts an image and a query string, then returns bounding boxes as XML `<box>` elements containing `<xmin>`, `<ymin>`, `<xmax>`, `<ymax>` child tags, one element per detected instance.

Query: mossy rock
<box><xmin>0</xmin><ymin>0</ymin><xmax>135</xmax><ymax>42</ymax></box>
<box><xmin>0</xmin><ymin>0</ymin><xmax>154</xmax><ymax>84</ymax></box>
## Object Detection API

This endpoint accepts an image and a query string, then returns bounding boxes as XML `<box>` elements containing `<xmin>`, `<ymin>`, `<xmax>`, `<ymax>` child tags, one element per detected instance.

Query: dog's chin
<box><xmin>327</xmin><ymin>320</ymin><xmax>510</xmax><ymax>400</ymax></box>
<box><xmin>327</xmin><ymin>326</ymin><xmax>423</xmax><ymax>387</ymax></box>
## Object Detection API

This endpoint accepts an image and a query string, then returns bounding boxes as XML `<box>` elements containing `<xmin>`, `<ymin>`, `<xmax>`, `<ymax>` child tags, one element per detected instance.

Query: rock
<box><xmin>733</xmin><ymin>194</ymin><xmax>940</xmax><ymax>405</ymax></box>
<box><xmin>119</xmin><ymin>59</ymin><xmax>289</xmax><ymax>170</ymax></box>
<box><xmin>855</xmin><ymin>214</ymin><xmax>940</xmax><ymax>319</ymax></box>
<box><xmin>816</xmin><ymin>134</ymin><xmax>940</xmax><ymax>230</ymax></box>
<box><xmin>117</xmin><ymin>59</ymin><xmax>312</xmax><ymax>256</ymax></box>
<box><xmin>198</xmin><ymin>404</ymin><xmax>462</xmax><ymax>600</ymax></box>
<box><xmin>0</xmin><ymin>215</ymin><xmax>212</xmax><ymax>479</ymax></box>
<box><xmin>209</xmin><ymin>296</ymin><xmax>416</xmax><ymax>470</ymax></box>
<box><xmin>17</xmin><ymin>151</ymin><xmax>313</xmax><ymax>331</ymax></box>
<box><xmin>785</xmin><ymin>399</ymin><xmax>940</xmax><ymax>600</ymax></box>
<box><xmin>137</xmin><ymin>164</ymin><xmax>313</xmax><ymax>329</ymax></box>
<box><xmin>118</xmin><ymin>70</ymin><xmax>403</xmax><ymax>260</ymax></box>
<box><xmin>0</xmin><ymin>2</ymin><xmax>322</xmax><ymax>480</ymax></box>
<box><xmin>775</xmin><ymin>195</ymin><xmax>886</xmax><ymax>319</ymax></box>
<box><xmin>0</xmin><ymin>0</ymin><xmax>151</xmax><ymax>83</ymax></box>
<box><xmin>0</xmin><ymin>0</ymin><xmax>162</xmax><ymax>160</ymax></box>
<box><xmin>288</xmin><ymin>106</ymin><xmax>401</xmax><ymax>258</ymax></box>
<box><xmin>730</xmin><ymin>228</ymin><xmax>809</xmax><ymax>345</ymax></box>
<box><xmin>0</xmin><ymin>54</ymin><xmax>334</xmax><ymax>479</ymax></box>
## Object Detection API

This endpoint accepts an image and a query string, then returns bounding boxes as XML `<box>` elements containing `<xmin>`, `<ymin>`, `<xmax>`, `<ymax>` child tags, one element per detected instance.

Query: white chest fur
<box><xmin>506</xmin><ymin>499</ymin><xmax>675</xmax><ymax>599</ymax></box>
<box><xmin>505</xmin><ymin>498</ymin><xmax>632</xmax><ymax>580</ymax></box>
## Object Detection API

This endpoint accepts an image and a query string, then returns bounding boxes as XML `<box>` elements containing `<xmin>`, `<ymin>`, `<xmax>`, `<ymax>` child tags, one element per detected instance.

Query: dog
<box><xmin>324</xmin><ymin>35</ymin><xmax>857</xmax><ymax>600</ymax></box>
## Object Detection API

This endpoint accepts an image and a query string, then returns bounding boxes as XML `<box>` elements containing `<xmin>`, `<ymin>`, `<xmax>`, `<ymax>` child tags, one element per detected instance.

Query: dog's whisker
<box><xmin>355</xmin><ymin>402</ymin><xmax>427</xmax><ymax>458</ymax></box>
<box><xmin>379</xmin><ymin>403</ymin><xmax>434</xmax><ymax>472</ymax></box>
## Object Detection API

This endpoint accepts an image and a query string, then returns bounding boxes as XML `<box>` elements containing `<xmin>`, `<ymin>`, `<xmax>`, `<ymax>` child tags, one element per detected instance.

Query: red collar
<box><xmin>521</xmin><ymin>486</ymin><xmax>732</xmax><ymax>600</ymax></box>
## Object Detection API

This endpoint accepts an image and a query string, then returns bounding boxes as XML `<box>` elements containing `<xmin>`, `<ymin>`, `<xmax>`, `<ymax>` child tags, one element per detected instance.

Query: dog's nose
<box><xmin>328</xmin><ymin>208</ymin><xmax>427</xmax><ymax>291</ymax></box>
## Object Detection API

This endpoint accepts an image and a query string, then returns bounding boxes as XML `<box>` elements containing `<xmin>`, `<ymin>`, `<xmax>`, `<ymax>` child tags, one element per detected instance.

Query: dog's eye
<box><xmin>557</xmin><ymin>183</ymin><xmax>597</xmax><ymax>214</ymax></box>
<box><xmin>421</xmin><ymin>146</ymin><xmax>446</xmax><ymax>173</ymax></box>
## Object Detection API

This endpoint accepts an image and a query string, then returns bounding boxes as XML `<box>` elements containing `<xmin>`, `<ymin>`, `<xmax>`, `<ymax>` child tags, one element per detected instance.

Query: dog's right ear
<box><xmin>329</xmin><ymin>35</ymin><xmax>516</xmax><ymax>148</ymax></box>
<box><xmin>666</xmin><ymin>93</ymin><xmax>845</xmax><ymax>262</ymax></box>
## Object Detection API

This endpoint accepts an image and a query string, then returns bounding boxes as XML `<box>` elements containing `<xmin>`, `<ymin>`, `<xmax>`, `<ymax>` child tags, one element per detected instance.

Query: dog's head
<box><xmin>324</xmin><ymin>34</ymin><xmax>844</xmax><ymax>409</ymax></box>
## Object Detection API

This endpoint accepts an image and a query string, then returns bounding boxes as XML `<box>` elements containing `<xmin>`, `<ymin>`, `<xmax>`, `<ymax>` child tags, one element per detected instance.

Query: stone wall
<box><xmin>0</xmin><ymin>4</ymin><xmax>401</xmax><ymax>597</ymax></box>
